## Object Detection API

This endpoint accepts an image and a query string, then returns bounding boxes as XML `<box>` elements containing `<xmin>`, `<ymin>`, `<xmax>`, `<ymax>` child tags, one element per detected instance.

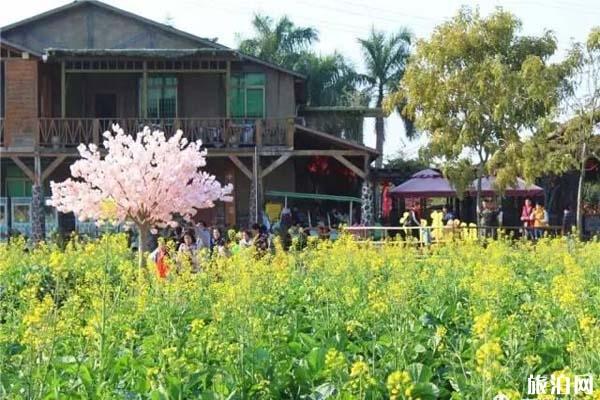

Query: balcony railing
<box><xmin>34</xmin><ymin>117</ymin><xmax>294</xmax><ymax>149</ymax></box>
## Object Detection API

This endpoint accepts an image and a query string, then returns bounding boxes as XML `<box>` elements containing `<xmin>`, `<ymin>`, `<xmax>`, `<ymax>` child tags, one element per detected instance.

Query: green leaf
<box><xmin>299</xmin><ymin>332</ymin><xmax>317</xmax><ymax>348</ymax></box>
<box><xmin>166</xmin><ymin>375</ymin><xmax>181</xmax><ymax>399</ymax></box>
<box><xmin>288</xmin><ymin>341</ymin><xmax>303</xmax><ymax>355</ymax></box>
<box><xmin>306</xmin><ymin>347</ymin><xmax>325</xmax><ymax>373</ymax></box>
<box><xmin>414</xmin><ymin>343</ymin><xmax>427</xmax><ymax>354</ymax></box>
<box><xmin>408</xmin><ymin>363</ymin><xmax>432</xmax><ymax>383</ymax></box>
<box><xmin>411</xmin><ymin>382</ymin><xmax>440</xmax><ymax>399</ymax></box>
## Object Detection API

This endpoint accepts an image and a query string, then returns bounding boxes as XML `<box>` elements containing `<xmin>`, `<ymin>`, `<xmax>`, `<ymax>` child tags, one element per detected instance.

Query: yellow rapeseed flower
<box><xmin>350</xmin><ymin>360</ymin><xmax>369</xmax><ymax>377</ymax></box>
<box><xmin>386</xmin><ymin>371</ymin><xmax>412</xmax><ymax>400</ymax></box>
<box><xmin>579</xmin><ymin>316</ymin><xmax>596</xmax><ymax>333</ymax></box>
<box><xmin>473</xmin><ymin>311</ymin><xmax>495</xmax><ymax>339</ymax></box>
<box><xmin>324</xmin><ymin>348</ymin><xmax>346</xmax><ymax>374</ymax></box>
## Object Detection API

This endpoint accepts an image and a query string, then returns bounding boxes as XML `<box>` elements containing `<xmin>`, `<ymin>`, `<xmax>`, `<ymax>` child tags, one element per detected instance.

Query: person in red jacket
<box><xmin>150</xmin><ymin>238</ymin><xmax>170</xmax><ymax>278</ymax></box>
<box><xmin>520</xmin><ymin>198</ymin><xmax>535</xmax><ymax>239</ymax></box>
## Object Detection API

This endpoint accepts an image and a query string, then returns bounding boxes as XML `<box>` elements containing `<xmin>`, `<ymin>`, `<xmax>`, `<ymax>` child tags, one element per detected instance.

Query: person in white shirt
<box><xmin>178</xmin><ymin>231</ymin><xmax>198</xmax><ymax>272</ymax></box>
<box><xmin>239</xmin><ymin>230</ymin><xmax>253</xmax><ymax>248</ymax></box>
<box><xmin>195</xmin><ymin>221</ymin><xmax>211</xmax><ymax>250</ymax></box>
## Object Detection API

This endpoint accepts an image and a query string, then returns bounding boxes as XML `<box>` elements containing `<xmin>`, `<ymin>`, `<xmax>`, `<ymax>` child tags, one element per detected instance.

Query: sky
<box><xmin>2</xmin><ymin>0</ymin><xmax>599</xmax><ymax>161</ymax></box>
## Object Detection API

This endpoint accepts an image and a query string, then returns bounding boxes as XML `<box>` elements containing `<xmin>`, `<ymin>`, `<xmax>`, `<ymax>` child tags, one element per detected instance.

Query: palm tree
<box><xmin>238</xmin><ymin>14</ymin><xmax>319</xmax><ymax>68</ymax></box>
<box><xmin>358</xmin><ymin>28</ymin><xmax>413</xmax><ymax>167</ymax></box>
<box><xmin>295</xmin><ymin>52</ymin><xmax>365</xmax><ymax>107</ymax></box>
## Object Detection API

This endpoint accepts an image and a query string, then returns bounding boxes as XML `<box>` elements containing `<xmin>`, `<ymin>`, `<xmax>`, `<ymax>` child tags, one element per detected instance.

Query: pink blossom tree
<box><xmin>49</xmin><ymin>125</ymin><xmax>233</xmax><ymax>268</ymax></box>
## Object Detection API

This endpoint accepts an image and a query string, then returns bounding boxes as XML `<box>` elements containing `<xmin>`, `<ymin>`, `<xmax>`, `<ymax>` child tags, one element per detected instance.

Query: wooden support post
<box><xmin>225</xmin><ymin>60</ymin><xmax>231</xmax><ymax>119</ymax></box>
<box><xmin>333</xmin><ymin>155</ymin><xmax>366</xmax><ymax>179</ymax></box>
<box><xmin>61</xmin><ymin>61</ymin><xmax>66</xmax><ymax>118</ymax></box>
<box><xmin>255</xmin><ymin>119</ymin><xmax>263</xmax><ymax>147</ymax></box>
<box><xmin>225</xmin><ymin>163</ymin><xmax>236</xmax><ymax>226</ymax></box>
<box><xmin>228</xmin><ymin>155</ymin><xmax>252</xmax><ymax>180</ymax></box>
<box><xmin>92</xmin><ymin>119</ymin><xmax>100</xmax><ymax>145</ymax></box>
<box><xmin>261</xmin><ymin>153</ymin><xmax>291</xmax><ymax>179</ymax></box>
<box><xmin>34</xmin><ymin>154</ymin><xmax>41</xmax><ymax>186</ymax></box>
<box><xmin>41</xmin><ymin>155</ymin><xmax>67</xmax><ymax>182</ymax></box>
<box><xmin>286</xmin><ymin>117</ymin><xmax>295</xmax><ymax>148</ymax></box>
<box><xmin>142</xmin><ymin>61</ymin><xmax>148</xmax><ymax>118</ymax></box>
<box><xmin>249</xmin><ymin>152</ymin><xmax>259</xmax><ymax>224</ymax></box>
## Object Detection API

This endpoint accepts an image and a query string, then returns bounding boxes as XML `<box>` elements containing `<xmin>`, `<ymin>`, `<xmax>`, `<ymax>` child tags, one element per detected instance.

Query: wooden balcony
<box><xmin>28</xmin><ymin>117</ymin><xmax>295</xmax><ymax>150</ymax></box>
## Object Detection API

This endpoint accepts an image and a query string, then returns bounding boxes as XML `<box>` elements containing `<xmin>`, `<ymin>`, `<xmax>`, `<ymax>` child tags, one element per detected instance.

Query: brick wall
<box><xmin>5</xmin><ymin>58</ymin><xmax>39</xmax><ymax>146</ymax></box>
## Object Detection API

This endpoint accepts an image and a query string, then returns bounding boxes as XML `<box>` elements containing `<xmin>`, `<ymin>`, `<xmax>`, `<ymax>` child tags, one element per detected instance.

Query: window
<box><xmin>5</xmin><ymin>165</ymin><xmax>32</xmax><ymax>197</ymax></box>
<box><xmin>230</xmin><ymin>73</ymin><xmax>265</xmax><ymax>118</ymax></box>
<box><xmin>140</xmin><ymin>75</ymin><xmax>177</xmax><ymax>118</ymax></box>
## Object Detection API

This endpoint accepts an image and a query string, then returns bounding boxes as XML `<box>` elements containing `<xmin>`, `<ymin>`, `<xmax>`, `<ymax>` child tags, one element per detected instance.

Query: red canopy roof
<box><xmin>390</xmin><ymin>169</ymin><xmax>457</xmax><ymax>198</ymax></box>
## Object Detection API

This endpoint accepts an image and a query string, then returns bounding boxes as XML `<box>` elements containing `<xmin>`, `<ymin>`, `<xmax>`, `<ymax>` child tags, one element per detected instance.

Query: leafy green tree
<box><xmin>238</xmin><ymin>14</ymin><xmax>318</xmax><ymax>68</ymax></box>
<box><xmin>358</xmin><ymin>28</ymin><xmax>412</xmax><ymax>167</ymax></box>
<box><xmin>384</xmin><ymin>151</ymin><xmax>429</xmax><ymax>181</ymax></box>
<box><xmin>392</xmin><ymin>7</ymin><xmax>568</xmax><ymax>215</ymax></box>
<box><xmin>515</xmin><ymin>28</ymin><xmax>600</xmax><ymax>233</ymax></box>
<box><xmin>237</xmin><ymin>15</ymin><xmax>364</xmax><ymax>109</ymax></box>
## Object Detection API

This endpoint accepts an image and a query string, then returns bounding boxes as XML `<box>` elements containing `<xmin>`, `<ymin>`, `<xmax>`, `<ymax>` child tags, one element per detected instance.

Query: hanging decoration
<box><xmin>307</xmin><ymin>156</ymin><xmax>330</xmax><ymax>175</ymax></box>
<box><xmin>382</xmin><ymin>183</ymin><xmax>393</xmax><ymax>218</ymax></box>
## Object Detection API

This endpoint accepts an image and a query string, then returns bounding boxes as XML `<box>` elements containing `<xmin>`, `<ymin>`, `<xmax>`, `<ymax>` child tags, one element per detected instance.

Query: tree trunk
<box><xmin>374</xmin><ymin>89</ymin><xmax>385</xmax><ymax>168</ymax></box>
<box><xmin>138</xmin><ymin>224</ymin><xmax>149</xmax><ymax>269</ymax></box>
<box><xmin>576</xmin><ymin>142</ymin><xmax>587</xmax><ymax>239</ymax></box>
<box><xmin>475</xmin><ymin>164</ymin><xmax>484</xmax><ymax>238</ymax></box>
<box><xmin>31</xmin><ymin>184</ymin><xmax>46</xmax><ymax>243</ymax></box>
<box><xmin>375</xmin><ymin>117</ymin><xmax>385</xmax><ymax>168</ymax></box>
<box><xmin>475</xmin><ymin>169</ymin><xmax>483</xmax><ymax>222</ymax></box>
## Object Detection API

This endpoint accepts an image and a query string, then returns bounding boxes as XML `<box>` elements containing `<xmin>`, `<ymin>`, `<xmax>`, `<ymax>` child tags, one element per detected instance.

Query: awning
<box><xmin>265</xmin><ymin>190</ymin><xmax>362</xmax><ymax>203</ymax></box>
<box><xmin>467</xmin><ymin>176</ymin><xmax>544</xmax><ymax>197</ymax></box>
<box><xmin>390</xmin><ymin>168</ymin><xmax>457</xmax><ymax>198</ymax></box>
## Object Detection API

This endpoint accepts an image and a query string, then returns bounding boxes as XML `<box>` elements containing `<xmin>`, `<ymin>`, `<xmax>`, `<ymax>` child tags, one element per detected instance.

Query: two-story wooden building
<box><xmin>0</xmin><ymin>0</ymin><xmax>378</xmax><ymax>238</ymax></box>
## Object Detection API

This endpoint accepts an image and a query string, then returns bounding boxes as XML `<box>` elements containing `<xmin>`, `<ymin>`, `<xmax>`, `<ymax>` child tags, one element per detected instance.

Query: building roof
<box><xmin>0</xmin><ymin>38</ymin><xmax>42</xmax><ymax>58</ymax></box>
<box><xmin>295</xmin><ymin>124</ymin><xmax>380</xmax><ymax>159</ymax></box>
<box><xmin>0</xmin><ymin>0</ymin><xmax>306</xmax><ymax>79</ymax></box>
<box><xmin>43</xmin><ymin>48</ymin><xmax>241</xmax><ymax>60</ymax></box>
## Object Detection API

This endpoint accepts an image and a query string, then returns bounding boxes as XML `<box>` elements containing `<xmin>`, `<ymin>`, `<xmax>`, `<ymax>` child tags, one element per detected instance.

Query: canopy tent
<box><xmin>467</xmin><ymin>176</ymin><xmax>544</xmax><ymax>197</ymax></box>
<box><xmin>264</xmin><ymin>190</ymin><xmax>362</xmax><ymax>226</ymax></box>
<box><xmin>265</xmin><ymin>191</ymin><xmax>361</xmax><ymax>203</ymax></box>
<box><xmin>389</xmin><ymin>169</ymin><xmax>457</xmax><ymax>198</ymax></box>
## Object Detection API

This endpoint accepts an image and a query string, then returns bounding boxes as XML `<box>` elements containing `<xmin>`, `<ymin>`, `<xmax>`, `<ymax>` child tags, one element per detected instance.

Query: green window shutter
<box><xmin>7</xmin><ymin>180</ymin><xmax>24</xmax><ymax>197</ymax></box>
<box><xmin>229</xmin><ymin>74</ymin><xmax>245</xmax><ymax>118</ymax></box>
<box><xmin>147</xmin><ymin>86</ymin><xmax>160</xmax><ymax>118</ymax></box>
<box><xmin>162</xmin><ymin>86</ymin><xmax>177</xmax><ymax>119</ymax></box>
<box><xmin>6</xmin><ymin>179</ymin><xmax>31</xmax><ymax>197</ymax></box>
<box><xmin>246</xmin><ymin>88</ymin><xmax>265</xmax><ymax>118</ymax></box>
<box><xmin>145</xmin><ymin>76</ymin><xmax>177</xmax><ymax>118</ymax></box>
<box><xmin>230</xmin><ymin>86</ymin><xmax>245</xmax><ymax>118</ymax></box>
<box><xmin>229</xmin><ymin>73</ymin><xmax>266</xmax><ymax>118</ymax></box>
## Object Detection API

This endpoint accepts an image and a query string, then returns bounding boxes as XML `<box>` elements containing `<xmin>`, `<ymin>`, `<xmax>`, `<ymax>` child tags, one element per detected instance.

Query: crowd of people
<box><xmin>398</xmin><ymin>197</ymin><xmax>575</xmax><ymax>240</ymax></box>
<box><xmin>519</xmin><ymin>198</ymin><xmax>575</xmax><ymax>237</ymax></box>
<box><xmin>147</xmin><ymin>221</ymin><xmax>274</xmax><ymax>277</ymax></box>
